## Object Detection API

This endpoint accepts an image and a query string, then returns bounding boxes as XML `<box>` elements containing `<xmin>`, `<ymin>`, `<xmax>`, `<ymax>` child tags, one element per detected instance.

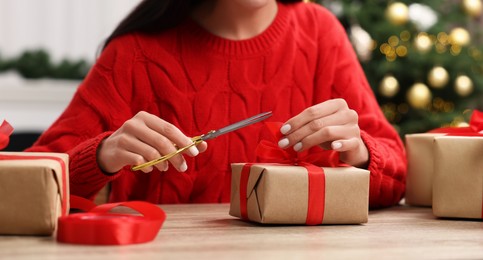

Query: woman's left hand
<box><xmin>278</xmin><ymin>98</ymin><xmax>369</xmax><ymax>168</ymax></box>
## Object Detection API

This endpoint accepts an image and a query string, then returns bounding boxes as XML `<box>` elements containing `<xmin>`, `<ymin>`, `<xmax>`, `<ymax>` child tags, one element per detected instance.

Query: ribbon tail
<box><xmin>0</xmin><ymin>120</ymin><xmax>14</xmax><ymax>150</ymax></box>
<box><xmin>470</xmin><ymin>110</ymin><xmax>483</xmax><ymax>133</ymax></box>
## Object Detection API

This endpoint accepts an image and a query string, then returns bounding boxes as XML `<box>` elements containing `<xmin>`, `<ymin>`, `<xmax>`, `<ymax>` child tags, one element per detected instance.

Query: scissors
<box><xmin>131</xmin><ymin>111</ymin><xmax>273</xmax><ymax>171</ymax></box>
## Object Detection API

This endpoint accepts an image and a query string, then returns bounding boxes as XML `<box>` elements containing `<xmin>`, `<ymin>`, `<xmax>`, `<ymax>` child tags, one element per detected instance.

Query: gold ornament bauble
<box><xmin>449</xmin><ymin>27</ymin><xmax>471</xmax><ymax>46</ymax></box>
<box><xmin>407</xmin><ymin>83</ymin><xmax>432</xmax><ymax>109</ymax></box>
<box><xmin>386</xmin><ymin>2</ymin><xmax>409</xmax><ymax>25</ymax></box>
<box><xmin>379</xmin><ymin>75</ymin><xmax>400</xmax><ymax>97</ymax></box>
<box><xmin>414</xmin><ymin>33</ymin><xmax>432</xmax><ymax>53</ymax></box>
<box><xmin>454</xmin><ymin>75</ymin><xmax>474</xmax><ymax>96</ymax></box>
<box><xmin>428</xmin><ymin>66</ymin><xmax>449</xmax><ymax>88</ymax></box>
<box><xmin>462</xmin><ymin>0</ymin><xmax>482</xmax><ymax>17</ymax></box>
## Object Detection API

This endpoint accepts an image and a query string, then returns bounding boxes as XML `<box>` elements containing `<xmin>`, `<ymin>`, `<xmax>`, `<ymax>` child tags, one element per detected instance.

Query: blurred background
<box><xmin>0</xmin><ymin>0</ymin><xmax>138</xmax><ymax>150</ymax></box>
<box><xmin>317</xmin><ymin>0</ymin><xmax>483</xmax><ymax>136</ymax></box>
<box><xmin>1</xmin><ymin>0</ymin><xmax>482</xmax><ymax>150</ymax></box>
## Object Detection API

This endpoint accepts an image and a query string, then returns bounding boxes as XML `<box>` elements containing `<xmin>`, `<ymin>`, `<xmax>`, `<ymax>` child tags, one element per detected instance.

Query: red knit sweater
<box><xmin>27</xmin><ymin>2</ymin><xmax>406</xmax><ymax>208</ymax></box>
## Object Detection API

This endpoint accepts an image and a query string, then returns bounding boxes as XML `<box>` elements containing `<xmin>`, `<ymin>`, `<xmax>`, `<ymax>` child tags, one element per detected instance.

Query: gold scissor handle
<box><xmin>131</xmin><ymin>136</ymin><xmax>203</xmax><ymax>171</ymax></box>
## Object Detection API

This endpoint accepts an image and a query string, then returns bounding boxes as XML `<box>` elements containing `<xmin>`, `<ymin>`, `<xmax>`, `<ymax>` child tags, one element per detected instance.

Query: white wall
<box><xmin>0</xmin><ymin>0</ymin><xmax>140</xmax><ymax>133</ymax></box>
<box><xmin>0</xmin><ymin>0</ymin><xmax>140</xmax><ymax>62</ymax></box>
<box><xmin>0</xmin><ymin>72</ymin><xmax>78</xmax><ymax>132</ymax></box>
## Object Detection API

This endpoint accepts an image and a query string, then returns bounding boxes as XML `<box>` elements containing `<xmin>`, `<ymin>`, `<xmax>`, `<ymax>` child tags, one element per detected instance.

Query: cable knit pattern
<box><xmin>27</xmin><ymin>2</ymin><xmax>406</xmax><ymax>207</ymax></box>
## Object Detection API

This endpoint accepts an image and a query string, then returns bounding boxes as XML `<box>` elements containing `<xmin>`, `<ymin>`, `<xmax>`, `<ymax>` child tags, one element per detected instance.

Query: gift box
<box><xmin>0</xmin><ymin>121</ymin><xmax>69</xmax><ymax>235</ymax></box>
<box><xmin>432</xmin><ymin>136</ymin><xmax>483</xmax><ymax>219</ymax></box>
<box><xmin>0</xmin><ymin>152</ymin><xmax>69</xmax><ymax>235</ymax></box>
<box><xmin>404</xmin><ymin>133</ymin><xmax>444</xmax><ymax>207</ymax></box>
<box><xmin>405</xmin><ymin>110</ymin><xmax>483</xmax><ymax>209</ymax></box>
<box><xmin>229</xmin><ymin>163</ymin><xmax>369</xmax><ymax>225</ymax></box>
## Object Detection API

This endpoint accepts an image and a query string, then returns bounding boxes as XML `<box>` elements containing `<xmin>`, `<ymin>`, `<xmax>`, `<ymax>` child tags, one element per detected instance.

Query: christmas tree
<box><xmin>315</xmin><ymin>0</ymin><xmax>483</xmax><ymax>135</ymax></box>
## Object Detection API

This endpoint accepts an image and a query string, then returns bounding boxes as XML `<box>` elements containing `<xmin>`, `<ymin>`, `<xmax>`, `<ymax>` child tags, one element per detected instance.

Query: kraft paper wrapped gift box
<box><xmin>0</xmin><ymin>152</ymin><xmax>69</xmax><ymax>235</ymax></box>
<box><xmin>230</xmin><ymin>163</ymin><xmax>369</xmax><ymax>224</ymax></box>
<box><xmin>432</xmin><ymin>136</ymin><xmax>483</xmax><ymax>219</ymax></box>
<box><xmin>404</xmin><ymin>133</ymin><xmax>444</xmax><ymax>207</ymax></box>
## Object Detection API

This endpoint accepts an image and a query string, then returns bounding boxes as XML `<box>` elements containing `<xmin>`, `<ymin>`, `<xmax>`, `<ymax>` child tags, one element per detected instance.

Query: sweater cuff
<box><xmin>69</xmin><ymin>131</ymin><xmax>122</xmax><ymax>189</ymax></box>
<box><xmin>359</xmin><ymin>130</ymin><xmax>382</xmax><ymax>176</ymax></box>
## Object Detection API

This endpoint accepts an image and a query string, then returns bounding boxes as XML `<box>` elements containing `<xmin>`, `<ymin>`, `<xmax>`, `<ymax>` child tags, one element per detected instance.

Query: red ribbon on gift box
<box><xmin>239</xmin><ymin>122</ymin><xmax>341</xmax><ymax>225</ymax></box>
<box><xmin>429</xmin><ymin>110</ymin><xmax>483</xmax><ymax>136</ymax></box>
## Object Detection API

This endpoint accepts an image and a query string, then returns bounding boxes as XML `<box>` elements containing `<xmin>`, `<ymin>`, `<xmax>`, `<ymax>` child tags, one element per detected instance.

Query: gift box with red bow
<box><xmin>0</xmin><ymin>121</ymin><xmax>69</xmax><ymax>235</ymax></box>
<box><xmin>405</xmin><ymin>110</ymin><xmax>483</xmax><ymax>208</ymax></box>
<box><xmin>229</xmin><ymin>123</ymin><xmax>370</xmax><ymax>225</ymax></box>
<box><xmin>432</xmin><ymin>111</ymin><xmax>483</xmax><ymax>219</ymax></box>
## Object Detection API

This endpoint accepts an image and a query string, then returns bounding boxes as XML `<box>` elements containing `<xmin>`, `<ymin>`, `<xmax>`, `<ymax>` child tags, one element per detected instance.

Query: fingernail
<box><xmin>162</xmin><ymin>163</ymin><xmax>169</xmax><ymax>172</ymax></box>
<box><xmin>293</xmin><ymin>142</ymin><xmax>302</xmax><ymax>152</ymax></box>
<box><xmin>188</xmin><ymin>146</ymin><xmax>199</xmax><ymax>156</ymax></box>
<box><xmin>332</xmin><ymin>141</ymin><xmax>342</xmax><ymax>150</ymax></box>
<box><xmin>142</xmin><ymin>167</ymin><xmax>153</xmax><ymax>173</ymax></box>
<box><xmin>280</xmin><ymin>124</ymin><xmax>291</xmax><ymax>135</ymax></box>
<box><xmin>179</xmin><ymin>161</ymin><xmax>188</xmax><ymax>172</ymax></box>
<box><xmin>278</xmin><ymin>138</ymin><xmax>289</xmax><ymax>148</ymax></box>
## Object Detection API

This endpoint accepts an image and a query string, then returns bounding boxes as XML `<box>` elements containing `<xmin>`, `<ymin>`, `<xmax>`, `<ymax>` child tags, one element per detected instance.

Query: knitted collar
<box><xmin>183</xmin><ymin>2</ymin><xmax>290</xmax><ymax>57</ymax></box>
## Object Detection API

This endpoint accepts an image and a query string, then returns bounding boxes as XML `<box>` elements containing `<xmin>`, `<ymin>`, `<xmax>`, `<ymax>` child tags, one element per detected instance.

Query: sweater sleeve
<box><xmin>313</xmin><ymin>9</ymin><xmax>407</xmax><ymax>208</ymax></box>
<box><xmin>26</xmin><ymin>35</ymin><xmax>137</xmax><ymax>200</ymax></box>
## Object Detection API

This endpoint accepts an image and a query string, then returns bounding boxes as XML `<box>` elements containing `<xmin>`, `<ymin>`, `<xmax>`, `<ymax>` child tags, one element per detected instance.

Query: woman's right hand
<box><xmin>97</xmin><ymin>111</ymin><xmax>207</xmax><ymax>174</ymax></box>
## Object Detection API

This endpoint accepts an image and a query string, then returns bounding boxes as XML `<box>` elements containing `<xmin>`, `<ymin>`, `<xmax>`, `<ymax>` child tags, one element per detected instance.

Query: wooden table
<box><xmin>1</xmin><ymin>204</ymin><xmax>483</xmax><ymax>259</ymax></box>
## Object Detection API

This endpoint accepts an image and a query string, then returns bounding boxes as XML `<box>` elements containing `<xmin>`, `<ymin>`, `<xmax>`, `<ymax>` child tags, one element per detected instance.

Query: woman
<box><xmin>27</xmin><ymin>0</ymin><xmax>406</xmax><ymax>208</ymax></box>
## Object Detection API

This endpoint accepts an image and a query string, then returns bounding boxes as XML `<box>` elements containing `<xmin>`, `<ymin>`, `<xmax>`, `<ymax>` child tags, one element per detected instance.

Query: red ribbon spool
<box><xmin>57</xmin><ymin>197</ymin><xmax>166</xmax><ymax>245</ymax></box>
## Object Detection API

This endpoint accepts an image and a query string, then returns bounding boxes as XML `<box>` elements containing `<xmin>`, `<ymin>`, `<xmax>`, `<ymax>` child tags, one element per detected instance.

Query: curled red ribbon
<box><xmin>57</xmin><ymin>195</ymin><xmax>166</xmax><ymax>245</ymax></box>
<box><xmin>240</xmin><ymin>122</ymin><xmax>341</xmax><ymax>225</ymax></box>
<box><xmin>0</xmin><ymin>121</ymin><xmax>14</xmax><ymax>150</ymax></box>
<box><xmin>429</xmin><ymin>110</ymin><xmax>483</xmax><ymax>136</ymax></box>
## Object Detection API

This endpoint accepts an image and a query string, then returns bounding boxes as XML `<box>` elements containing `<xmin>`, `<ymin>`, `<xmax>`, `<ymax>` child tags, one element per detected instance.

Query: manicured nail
<box><xmin>142</xmin><ymin>167</ymin><xmax>153</xmax><ymax>173</ymax></box>
<box><xmin>280</xmin><ymin>124</ymin><xmax>291</xmax><ymax>135</ymax></box>
<box><xmin>332</xmin><ymin>141</ymin><xmax>342</xmax><ymax>150</ymax></box>
<box><xmin>162</xmin><ymin>163</ymin><xmax>169</xmax><ymax>172</ymax></box>
<box><xmin>278</xmin><ymin>138</ymin><xmax>289</xmax><ymax>148</ymax></box>
<box><xmin>188</xmin><ymin>146</ymin><xmax>199</xmax><ymax>156</ymax></box>
<box><xmin>293</xmin><ymin>142</ymin><xmax>302</xmax><ymax>152</ymax></box>
<box><xmin>179</xmin><ymin>161</ymin><xmax>188</xmax><ymax>172</ymax></box>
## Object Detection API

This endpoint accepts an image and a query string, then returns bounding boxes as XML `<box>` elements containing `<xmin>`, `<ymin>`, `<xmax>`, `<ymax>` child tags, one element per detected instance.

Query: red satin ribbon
<box><xmin>301</xmin><ymin>163</ymin><xmax>326</xmax><ymax>225</ymax></box>
<box><xmin>255</xmin><ymin>122</ymin><xmax>340</xmax><ymax>166</ymax></box>
<box><xmin>239</xmin><ymin>122</ymin><xmax>340</xmax><ymax>225</ymax></box>
<box><xmin>0</xmin><ymin>120</ymin><xmax>14</xmax><ymax>150</ymax></box>
<box><xmin>57</xmin><ymin>195</ymin><xmax>166</xmax><ymax>245</ymax></box>
<box><xmin>429</xmin><ymin>110</ymin><xmax>483</xmax><ymax>136</ymax></box>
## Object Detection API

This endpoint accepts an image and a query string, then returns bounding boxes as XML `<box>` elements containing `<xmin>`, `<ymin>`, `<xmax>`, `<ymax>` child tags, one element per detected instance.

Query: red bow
<box><xmin>469</xmin><ymin>110</ymin><xmax>483</xmax><ymax>133</ymax></box>
<box><xmin>0</xmin><ymin>121</ymin><xmax>14</xmax><ymax>150</ymax></box>
<box><xmin>255</xmin><ymin>122</ymin><xmax>340</xmax><ymax>166</ymax></box>
<box><xmin>429</xmin><ymin>110</ymin><xmax>483</xmax><ymax>136</ymax></box>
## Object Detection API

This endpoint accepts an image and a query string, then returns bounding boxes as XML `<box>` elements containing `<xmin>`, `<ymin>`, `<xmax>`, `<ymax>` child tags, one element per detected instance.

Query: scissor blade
<box><xmin>201</xmin><ymin>111</ymin><xmax>273</xmax><ymax>140</ymax></box>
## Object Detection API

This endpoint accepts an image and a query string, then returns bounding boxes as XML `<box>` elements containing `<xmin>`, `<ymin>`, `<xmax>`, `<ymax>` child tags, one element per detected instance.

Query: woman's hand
<box><xmin>278</xmin><ymin>99</ymin><xmax>369</xmax><ymax>168</ymax></box>
<box><xmin>97</xmin><ymin>111</ymin><xmax>207</xmax><ymax>174</ymax></box>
